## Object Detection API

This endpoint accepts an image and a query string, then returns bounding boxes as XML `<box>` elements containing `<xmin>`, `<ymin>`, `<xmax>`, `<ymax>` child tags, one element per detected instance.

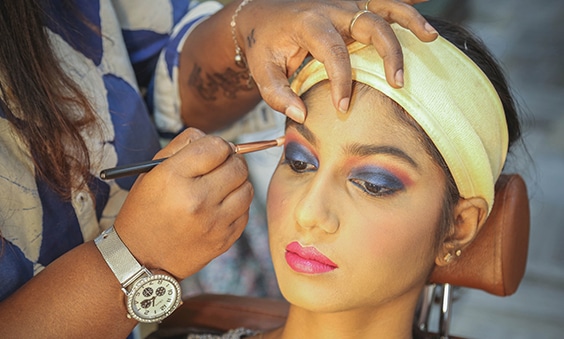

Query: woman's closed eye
<box><xmin>349</xmin><ymin>167</ymin><xmax>405</xmax><ymax>197</ymax></box>
<box><xmin>283</xmin><ymin>141</ymin><xmax>318</xmax><ymax>173</ymax></box>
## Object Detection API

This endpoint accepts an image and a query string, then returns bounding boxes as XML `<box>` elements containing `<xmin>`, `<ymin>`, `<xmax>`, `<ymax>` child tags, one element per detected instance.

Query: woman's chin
<box><xmin>279</xmin><ymin>282</ymin><xmax>346</xmax><ymax>314</ymax></box>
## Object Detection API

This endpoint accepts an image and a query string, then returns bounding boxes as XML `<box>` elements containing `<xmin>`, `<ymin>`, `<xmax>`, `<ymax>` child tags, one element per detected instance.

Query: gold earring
<box><xmin>444</xmin><ymin>249</ymin><xmax>462</xmax><ymax>263</ymax></box>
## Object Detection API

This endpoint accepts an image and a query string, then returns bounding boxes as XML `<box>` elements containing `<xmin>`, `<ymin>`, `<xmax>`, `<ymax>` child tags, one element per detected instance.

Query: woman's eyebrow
<box><xmin>287</xmin><ymin>120</ymin><xmax>418</xmax><ymax>169</ymax></box>
<box><xmin>287</xmin><ymin>120</ymin><xmax>318</xmax><ymax>147</ymax></box>
<box><xmin>345</xmin><ymin>143</ymin><xmax>419</xmax><ymax>169</ymax></box>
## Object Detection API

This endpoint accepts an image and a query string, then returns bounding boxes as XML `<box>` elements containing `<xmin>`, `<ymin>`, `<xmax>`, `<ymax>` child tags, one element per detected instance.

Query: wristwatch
<box><xmin>95</xmin><ymin>226</ymin><xmax>182</xmax><ymax>323</ymax></box>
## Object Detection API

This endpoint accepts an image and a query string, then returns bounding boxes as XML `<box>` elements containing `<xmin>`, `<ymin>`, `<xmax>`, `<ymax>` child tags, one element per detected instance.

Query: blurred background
<box><xmin>417</xmin><ymin>0</ymin><xmax>564</xmax><ymax>338</ymax></box>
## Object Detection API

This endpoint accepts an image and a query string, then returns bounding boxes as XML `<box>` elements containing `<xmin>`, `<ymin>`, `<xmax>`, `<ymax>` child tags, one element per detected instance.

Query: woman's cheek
<box><xmin>267</xmin><ymin>173</ymin><xmax>288</xmax><ymax>229</ymax></box>
<box><xmin>346</xmin><ymin>210</ymin><xmax>410</xmax><ymax>263</ymax></box>
<box><xmin>355</xmin><ymin>218</ymin><xmax>391</xmax><ymax>258</ymax></box>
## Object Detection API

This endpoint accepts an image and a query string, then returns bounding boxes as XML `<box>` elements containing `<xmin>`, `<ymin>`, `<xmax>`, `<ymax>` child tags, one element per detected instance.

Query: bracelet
<box><xmin>230</xmin><ymin>0</ymin><xmax>254</xmax><ymax>69</ymax></box>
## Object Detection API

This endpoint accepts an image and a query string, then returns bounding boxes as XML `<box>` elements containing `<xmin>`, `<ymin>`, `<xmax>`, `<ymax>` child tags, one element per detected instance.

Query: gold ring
<box><xmin>364</xmin><ymin>0</ymin><xmax>372</xmax><ymax>10</ymax></box>
<box><xmin>349</xmin><ymin>10</ymin><xmax>371</xmax><ymax>38</ymax></box>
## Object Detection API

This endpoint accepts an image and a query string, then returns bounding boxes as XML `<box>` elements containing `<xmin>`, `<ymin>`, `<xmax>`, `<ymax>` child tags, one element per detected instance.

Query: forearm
<box><xmin>178</xmin><ymin>0</ymin><xmax>262</xmax><ymax>133</ymax></box>
<box><xmin>0</xmin><ymin>242</ymin><xmax>136</xmax><ymax>338</ymax></box>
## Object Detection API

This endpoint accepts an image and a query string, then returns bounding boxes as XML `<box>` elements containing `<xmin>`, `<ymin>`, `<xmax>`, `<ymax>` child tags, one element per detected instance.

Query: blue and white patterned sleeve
<box><xmin>111</xmin><ymin>0</ymin><xmax>223</xmax><ymax>135</ymax></box>
<box><xmin>152</xmin><ymin>1</ymin><xmax>223</xmax><ymax>135</ymax></box>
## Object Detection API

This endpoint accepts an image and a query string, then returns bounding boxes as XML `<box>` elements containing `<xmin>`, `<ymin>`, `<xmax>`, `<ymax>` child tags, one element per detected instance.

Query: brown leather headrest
<box><xmin>429</xmin><ymin>174</ymin><xmax>530</xmax><ymax>296</ymax></box>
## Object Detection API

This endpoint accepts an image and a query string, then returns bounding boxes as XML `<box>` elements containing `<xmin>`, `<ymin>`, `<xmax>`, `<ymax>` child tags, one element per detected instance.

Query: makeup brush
<box><xmin>99</xmin><ymin>136</ymin><xmax>285</xmax><ymax>180</ymax></box>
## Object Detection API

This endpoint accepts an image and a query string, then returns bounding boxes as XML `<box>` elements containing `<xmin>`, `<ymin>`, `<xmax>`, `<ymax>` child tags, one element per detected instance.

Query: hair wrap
<box><xmin>290</xmin><ymin>24</ymin><xmax>508</xmax><ymax>214</ymax></box>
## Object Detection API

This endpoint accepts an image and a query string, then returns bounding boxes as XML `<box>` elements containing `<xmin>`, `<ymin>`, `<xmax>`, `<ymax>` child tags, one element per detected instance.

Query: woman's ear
<box><xmin>435</xmin><ymin>197</ymin><xmax>489</xmax><ymax>266</ymax></box>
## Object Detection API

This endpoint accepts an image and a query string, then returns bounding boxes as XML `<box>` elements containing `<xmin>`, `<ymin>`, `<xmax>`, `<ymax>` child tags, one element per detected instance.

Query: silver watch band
<box><xmin>95</xmin><ymin>226</ymin><xmax>144</xmax><ymax>286</ymax></box>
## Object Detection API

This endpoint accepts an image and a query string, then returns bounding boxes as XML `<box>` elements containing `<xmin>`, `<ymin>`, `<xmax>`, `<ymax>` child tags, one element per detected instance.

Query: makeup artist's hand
<box><xmin>113</xmin><ymin>128</ymin><xmax>253</xmax><ymax>279</ymax></box>
<box><xmin>237</xmin><ymin>0</ymin><xmax>438</xmax><ymax>121</ymax></box>
<box><xmin>180</xmin><ymin>0</ymin><xmax>437</xmax><ymax>132</ymax></box>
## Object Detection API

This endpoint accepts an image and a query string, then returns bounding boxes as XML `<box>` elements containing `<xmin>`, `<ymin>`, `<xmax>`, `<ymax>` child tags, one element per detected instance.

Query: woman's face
<box><xmin>267</xmin><ymin>83</ymin><xmax>448</xmax><ymax>313</ymax></box>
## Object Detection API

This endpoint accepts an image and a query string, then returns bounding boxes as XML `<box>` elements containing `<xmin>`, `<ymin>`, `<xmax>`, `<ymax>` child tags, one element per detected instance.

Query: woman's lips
<box><xmin>285</xmin><ymin>241</ymin><xmax>338</xmax><ymax>274</ymax></box>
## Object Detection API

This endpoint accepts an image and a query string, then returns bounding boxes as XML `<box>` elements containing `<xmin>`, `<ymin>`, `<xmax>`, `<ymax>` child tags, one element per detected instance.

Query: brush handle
<box><xmin>99</xmin><ymin>137</ymin><xmax>284</xmax><ymax>180</ymax></box>
<box><xmin>100</xmin><ymin>158</ymin><xmax>166</xmax><ymax>180</ymax></box>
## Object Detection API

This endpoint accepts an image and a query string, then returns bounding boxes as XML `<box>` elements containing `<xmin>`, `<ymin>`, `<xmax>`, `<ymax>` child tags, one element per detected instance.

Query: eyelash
<box><xmin>349</xmin><ymin>178</ymin><xmax>398</xmax><ymax>197</ymax></box>
<box><xmin>283</xmin><ymin>154</ymin><xmax>403</xmax><ymax>197</ymax></box>
<box><xmin>286</xmin><ymin>159</ymin><xmax>317</xmax><ymax>173</ymax></box>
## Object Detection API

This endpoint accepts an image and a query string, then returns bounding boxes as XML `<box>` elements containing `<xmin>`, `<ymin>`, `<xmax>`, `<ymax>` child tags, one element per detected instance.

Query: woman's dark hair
<box><xmin>0</xmin><ymin>0</ymin><xmax>98</xmax><ymax>201</ymax></box>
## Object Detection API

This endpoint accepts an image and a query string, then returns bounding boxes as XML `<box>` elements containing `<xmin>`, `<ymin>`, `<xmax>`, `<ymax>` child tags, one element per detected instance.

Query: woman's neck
<box><xmin>267</xmin><ymin>294</ymin><xmax>418</xmax><ymax>339</ymax></box>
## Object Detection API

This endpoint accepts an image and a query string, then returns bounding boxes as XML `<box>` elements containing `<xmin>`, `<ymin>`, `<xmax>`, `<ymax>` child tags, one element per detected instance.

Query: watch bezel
<box><xmin>125</xmin><ymin>273</ymin><xmax>182</xmax><ymax>323</ymax></box>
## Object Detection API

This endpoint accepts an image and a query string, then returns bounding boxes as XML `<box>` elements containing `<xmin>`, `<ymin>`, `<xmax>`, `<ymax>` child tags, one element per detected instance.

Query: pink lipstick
<box><xmin>285</xmin><ymin>241</ymin><xmax>338</xmax><ymax>274</ymax></box>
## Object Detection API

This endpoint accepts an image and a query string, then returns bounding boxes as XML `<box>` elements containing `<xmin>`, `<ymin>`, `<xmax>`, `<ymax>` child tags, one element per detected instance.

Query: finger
<box><xmin>293</xmin><ymin>20</ymin><xmax>353</xmax><ymax>113</ymax></box>
<box><xmin>368</xmin><ymin>1</ymin><xmax>438</xmax><ymax>42</ymax></box>
<box><xmin>350</xmin><ymin>12</ymin><xmax>404</xmax><ymax>88</ymax></box>
<box><xmin>154</xmin><ymin>127</ymin><xmax>205</xmax><ymax>159</ymax></box>
<box><xmin>196</xmin><ymin>181</ymin><xmax>252</xmax><ymax>257</ymax></box>
<box><xmin>396</xmin><ymin>0</ymin><xmax>429</xmax><ymax>6</ymax></box>
<box><xmin>220</xmin><ymin>181</ymin><xmax>253</xmax><ymax>236</ymax></box>
<box><xmin>252</xmin><ymin>60</ymin><xmax>308</xmax><ymax>124</ymax></box>
<box><xmin>365</xmin><ymin>0</ymin><xmax>428</xmax><ymax>7</ymax></box>
<box><xmin>162</xmin><ymin>135</ymin><xmax>234</xmax><ymax>178</ymax></box>
<box><xmin>206</xmin><ymin>209</ymin><xmax>252</xmax><ymax>262</ymax></box>
<box><xmin>228</xmin><ymin>209</ymin><xmax>251</xmax><ymax>243</ymax></box>
<box><xmin>197</xmin><ymin>154</ymin><xmax>250</xmax><ymax>204</ymax></box>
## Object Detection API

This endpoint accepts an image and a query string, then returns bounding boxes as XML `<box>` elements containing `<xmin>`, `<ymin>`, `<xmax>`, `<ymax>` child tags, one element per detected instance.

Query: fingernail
<box><xmin>286</xmin><ymin>105</ymin><xmax>305</xmax><ymax>123</ymax></box>
<box><xmin>339</xmin><ymin>97</ymin><xmax>350</xmax><ymax>113</ymax></box>
<box><xmin>425</xmin><ymin>22</ymin><xmax>438</xmax><ymax>35</ymax></box>
<box><xmin>228</xmin><ymin>141</ymin><xmax>237</xmax><ymax>153</ymax></box>
<box><xmin>395</xmin><ymin>69</ymin><xmax>404</xmax><ymax>88</ymax></box>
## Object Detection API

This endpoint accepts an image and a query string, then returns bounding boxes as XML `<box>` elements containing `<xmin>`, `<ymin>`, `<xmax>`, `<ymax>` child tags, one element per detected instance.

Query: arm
<box><xmin>0</xmin><ymin>129</ymin><xmax>253</xmax><ymax>337</ymax></box>
<box><xmin>178</xmin><ymin>0</ymin><xmax>438</xmax><ymax>132</ymax></box>
<box><xmin>0</xmin><ymin>242</ymin><xmax>138</xmax><ymax>338</ymax></box>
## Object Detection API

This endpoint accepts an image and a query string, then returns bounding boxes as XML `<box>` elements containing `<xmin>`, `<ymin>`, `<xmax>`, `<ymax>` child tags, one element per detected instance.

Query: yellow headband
<box><xmin>290</xmin><ymin>24</ymin><xmax>508</xmax><ymax>214</ymax></box>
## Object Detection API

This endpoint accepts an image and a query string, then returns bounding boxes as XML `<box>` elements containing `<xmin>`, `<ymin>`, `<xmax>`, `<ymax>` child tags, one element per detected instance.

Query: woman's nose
<box><xmin>293</xmin><ymin>176</ymin><xmax>339</xmax><ymax>234</ymax></box>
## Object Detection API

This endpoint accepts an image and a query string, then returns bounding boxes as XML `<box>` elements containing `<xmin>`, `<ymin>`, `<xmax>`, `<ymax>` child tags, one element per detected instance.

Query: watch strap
<box><xmin>95</xmin><ymin>226</ymin><xmax>144</xmax><ymax>285</ymax></box>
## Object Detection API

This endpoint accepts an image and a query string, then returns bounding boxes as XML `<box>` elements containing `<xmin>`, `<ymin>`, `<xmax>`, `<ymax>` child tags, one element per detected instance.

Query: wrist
<box><xmin>229</xmin><ymin>0</ymin><xmax>254</xmax><ymax>87</ymax></box>
<box><xmin>95</xmin><ymin>226</ymin><xmax>182</xmax><ymax>323</ymax></box>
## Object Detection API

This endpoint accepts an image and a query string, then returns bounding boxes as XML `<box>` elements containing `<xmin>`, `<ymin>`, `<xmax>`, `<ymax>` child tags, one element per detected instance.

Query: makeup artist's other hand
<box><xmin>114</xmin><ymin>128</ymin><xmax>253</xmax><ymax>279</ymax></box>
<box><xmin>236</xmin><ymin>0</ymin><xmax>438</xmax><ymax>122</ymax></box>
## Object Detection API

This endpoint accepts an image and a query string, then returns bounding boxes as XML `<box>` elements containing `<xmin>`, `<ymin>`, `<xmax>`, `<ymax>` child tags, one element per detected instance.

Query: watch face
<box><xmin>126</xmin><ymin>274</ymin><xmax>181</xmax><ymax>323</ymax></box>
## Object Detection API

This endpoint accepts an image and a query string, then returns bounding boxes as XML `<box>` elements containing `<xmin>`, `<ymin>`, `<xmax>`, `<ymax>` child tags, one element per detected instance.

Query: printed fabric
<box><xmin>0</xmin><ymin>0</ymin><xmax>280</xmax><ymax>302</ymax></box>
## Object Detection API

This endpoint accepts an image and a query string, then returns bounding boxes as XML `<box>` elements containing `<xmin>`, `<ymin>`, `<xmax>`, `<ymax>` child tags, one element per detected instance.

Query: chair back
<box><xmin>430</xmin><ymin>174</ymin><xmax>530</xmax><ymax>296</ymax></box>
